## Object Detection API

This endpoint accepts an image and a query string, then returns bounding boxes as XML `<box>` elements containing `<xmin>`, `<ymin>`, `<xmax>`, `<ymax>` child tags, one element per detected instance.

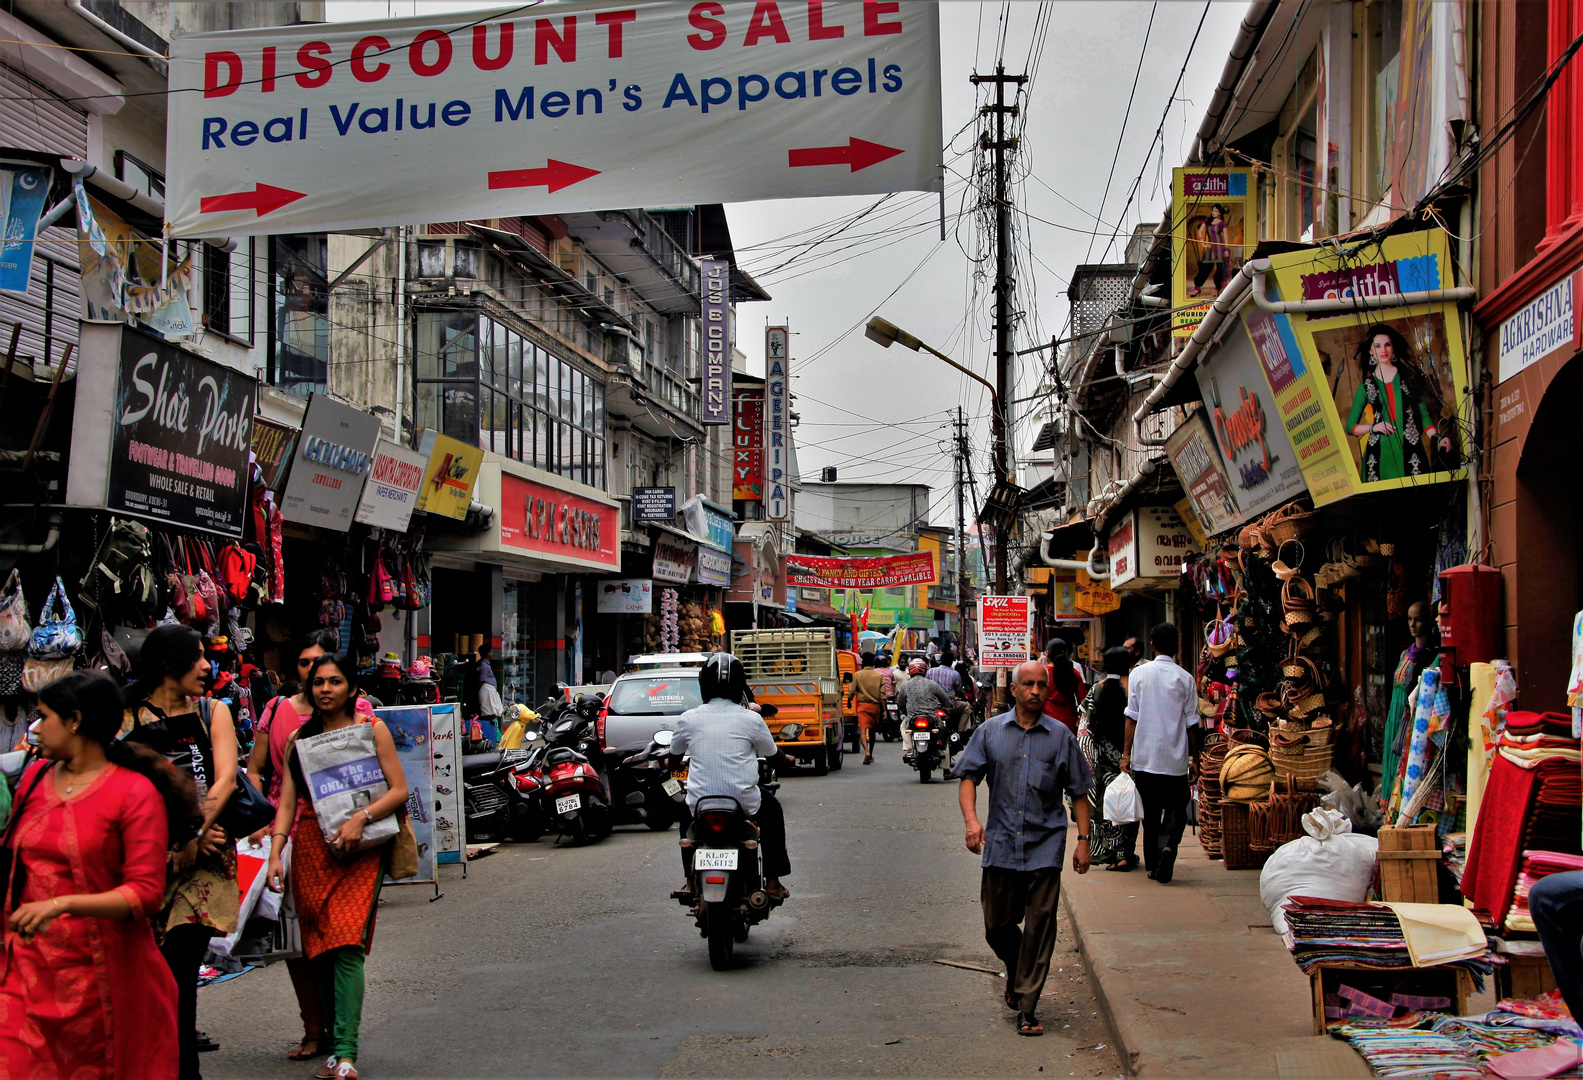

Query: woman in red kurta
<box><xmin>1</xmin><ymin>670</ymin><xmax>202</xmax><ymax>1080</ymax></box>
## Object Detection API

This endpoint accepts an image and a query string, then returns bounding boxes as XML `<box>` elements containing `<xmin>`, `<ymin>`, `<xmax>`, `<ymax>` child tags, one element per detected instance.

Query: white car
<box><xmin>602</xmin><ymin>667</ymin><xmax>704</xmax><ymax>750</ymax></box>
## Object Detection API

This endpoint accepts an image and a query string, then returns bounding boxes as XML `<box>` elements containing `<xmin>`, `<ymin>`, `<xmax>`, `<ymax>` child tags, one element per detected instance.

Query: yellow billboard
<box><xmin>415</xmin><ymin>430</ymin><xmax>484</xmax><ymax>520</ymax></box>
<box><xmin>1171</xmin><ymin>168</ymin><xmax>1255</xmax><ymax>338</ymax></box>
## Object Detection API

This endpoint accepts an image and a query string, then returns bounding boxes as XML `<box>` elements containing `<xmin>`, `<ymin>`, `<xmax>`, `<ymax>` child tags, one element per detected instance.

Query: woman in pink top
<box><xmin>243</xmin><ymin>630</ymin><xmax>372</xmax><ymax>1063</ymax></box>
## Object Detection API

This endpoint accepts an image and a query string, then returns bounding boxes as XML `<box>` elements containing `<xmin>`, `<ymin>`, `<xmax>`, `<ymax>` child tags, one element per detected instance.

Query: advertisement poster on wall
<box><xmin>1163</xmin><ymin>411</ymin><xmax>1239</xmax><ymax>537</ymax></box>
<box><xmin>1251</xmin><ymin>230</ymin><xmax>1469</xmax><ymax>505</ymax></box>
<box><xmin>429</xmin><ymin>703</ymin><xmax>462</xmax><ymax>864</ymax></box>
<box><xmin>1171</xmin><ymin>168</ymin><xmax>1255</xmax><ymax>337</ymax></box>
<box><xmin>280</xmin><ymin>393</ymin><xmax>380</xmax><ymax>530</ymax></box>
<box><xmin>375</xmin><ymin>706</ymin><xmax>437</xmax><ymax>886</ymax></box>
<box><xmin>354</xmin><ymin>439</ymin><xmax>428</xmax><ymax>530</ymax></box>
<box><xmin>415</xmin><ymin>428</ymin><xmax>484</xmax><ymax>519</ymax></box>
<box><xmin>978</xmin><ymin>595</ymin><xmax>1033</xmax><ymax>669</ymax></box>
<box><xmin>1193</xmin><ymin>320</ymin><xmax>1308</xmax><ymax>525</ymax></box>
<box><xmin>596</xmin><ymin>578</ymin><xmax>653</xmax><ymax>614</ymax></box>
<box><xmin>106</xmin><ymin>328</ymin><xmax>255</xmax><ymax>537</ymax></box>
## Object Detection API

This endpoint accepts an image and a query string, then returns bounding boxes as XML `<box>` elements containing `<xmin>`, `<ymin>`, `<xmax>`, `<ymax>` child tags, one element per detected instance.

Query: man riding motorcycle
<box><xmin>670</xmin><ymin>653</ymin><xmax>795</xmax><ymax>899</ymax></box>
<box><xmin>896</xmin><ymin>658</ymin><xmax>959</xmax><ymax>765</ymax></box>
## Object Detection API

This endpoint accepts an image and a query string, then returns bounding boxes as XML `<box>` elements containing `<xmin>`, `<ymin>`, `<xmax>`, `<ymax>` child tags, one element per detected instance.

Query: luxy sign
<box><xmin>499</xmin><ymin>471</ymin><xmax>619</xmax><ymax>569</ymax></box>
<box><xmin>764</xmin><ymin>326</ymin><xmax>790</xmax><ymax>519</ymax></box>
<box><xmin>165</xmin><ymin>1</ymin><xmax>942</xmax><ymax>236</ymax></box>
<box><xmin>281</xmin><ymin>393</ymin><xmax>381</xmax><ymax>530</ymax></box>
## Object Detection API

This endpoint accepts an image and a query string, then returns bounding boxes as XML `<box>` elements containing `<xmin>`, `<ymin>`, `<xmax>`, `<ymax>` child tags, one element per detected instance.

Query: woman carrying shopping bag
<box><xmin>121</xmin><ymin>624</ymin><xmax>240</xmax><ymax>1080</ymax></box>
<box><xmin>0</xmin><ymin>671</ymin><xmax>203</xmax><ymax>1079</ymax></box>
<box><xmin>1079</xmin><ymin>647</ymin><xmax>1141</xmax><ymax>871</ymax></box>
<box><xmin>266</xmin><ymin>654</ymin><xmax>408</xmax><ymax>1080</ymax></box>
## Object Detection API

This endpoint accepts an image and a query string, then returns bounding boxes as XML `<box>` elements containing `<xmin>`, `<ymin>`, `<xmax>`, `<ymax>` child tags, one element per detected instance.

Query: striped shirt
<box><xmin>669</xmin><ymin>699</ymin><xmax>777</xmax><ymax>814</ymax></box>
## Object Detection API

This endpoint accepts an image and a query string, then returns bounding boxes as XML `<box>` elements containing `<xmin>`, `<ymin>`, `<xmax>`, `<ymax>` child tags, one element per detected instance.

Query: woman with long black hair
<box><xmin>121</xmin><ymin>623</ymin><xmax>239</xmax><ymax>1080</ymax></box>
<box><xmin>1</xmin><ymin>670</ymin><xmax>202</xmax><ymax>1078</ymax></box>
<box><xmin>1041</xmin><ymin>639</ymin><xmax>1086</xmax><ymax>735</ymax></box>
<box><xmin>1345</xmin><ymin>324</ymin><xmax>1454</xmax><ymax>481</ymax></box>
<box><xmin>1078</xmin><ymin>647</ymin><xmax>1140</xmax><ymax>871</ymax></box>
<box><xmin>266</xmin><ymin>654</ymin><xmax>407</xmax><ymax>1080</ymax></box>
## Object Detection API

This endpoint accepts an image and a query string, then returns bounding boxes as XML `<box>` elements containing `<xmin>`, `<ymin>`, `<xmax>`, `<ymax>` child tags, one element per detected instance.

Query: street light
<box><xmin>865</xmin><ymin>316</ymin><xmax>1012</xmax><ymax>600</ymax></box>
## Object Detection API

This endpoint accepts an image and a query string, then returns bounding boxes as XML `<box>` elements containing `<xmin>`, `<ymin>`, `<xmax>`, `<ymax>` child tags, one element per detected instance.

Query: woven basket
<box><xmin>1268</xmin><ymin>735</ymin><xmax>1334</xmax><ymax>782</ymax></box>
<box><xmin>1265</xmin><ymin>501</ymin><xmax>1317</xmax><ymax>546</ymax></box>
<box><xmin>1249</xmin><ymin>788</ymin><xmax>1323</xmax><ymax>853</ymax></box>
<box><xmin>1220</xmin><ymin>800</ymin><xmax>1268</xmax><ymax>870</ymax></box>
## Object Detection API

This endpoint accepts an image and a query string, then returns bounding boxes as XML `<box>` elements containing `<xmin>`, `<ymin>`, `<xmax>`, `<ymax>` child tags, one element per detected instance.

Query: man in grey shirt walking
<box><xmin>955</xmin><ymin>660</ymin><xmax>1092</xmax><ymax>1037</ymax></box>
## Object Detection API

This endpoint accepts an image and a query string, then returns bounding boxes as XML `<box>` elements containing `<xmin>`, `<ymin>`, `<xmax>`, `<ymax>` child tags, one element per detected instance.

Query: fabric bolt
<box><xmin>1282</xmin><ymin>896</ymin><xmax>1492</xmax><ymax>990</ymax></box>
<box><xmin>1382</xmin><ymin>644</ymin><xmax>1434</xmax><ymax>808</ymax></box>
<box><xmin>954</xmin><ymin>712</ymin><xmax>1092</xmax><ymax>872</ymax></box>
<box><xmin>668</xmin><ymin>698</ymin><xmax>778</xmax><ymax>815</ymax></box>
<box><xmin>1396</xmin><ymin>667</ymin><xmax>1452</xmax><ymax>822</ymax></box>
<box><xmin>1463</xmin><ymin>754</ymin><xmax>1546</xmax><ymax>929</ymax></box>
<box><xmin>1380</xmin><ymin>902</ymin><xmax>1488</xmax><ymax>966</ymax></box>
<box><xmin>1569</xmin><ymin>612</ymin><xmax>1582</xmax><ymax>737</ymax></box>
<box><xmin>0</xmin><ymin>761</ymin><xmax>179</xmax><ymax>1080</ymax></box>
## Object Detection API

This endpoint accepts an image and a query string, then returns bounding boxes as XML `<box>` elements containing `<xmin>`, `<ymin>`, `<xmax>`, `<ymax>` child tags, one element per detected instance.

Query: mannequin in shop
<box><xmin>1381</xmin><ymin>601</ymin><xmax>1439</xmax><ymax>809</ymax></box>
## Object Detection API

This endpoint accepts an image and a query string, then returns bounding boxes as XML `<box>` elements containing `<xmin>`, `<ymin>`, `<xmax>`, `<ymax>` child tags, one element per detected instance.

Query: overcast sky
<box><xmin>327</xmin><ymin>1</ymin><xmax>1249</xmax><ymax>526</ymax></box>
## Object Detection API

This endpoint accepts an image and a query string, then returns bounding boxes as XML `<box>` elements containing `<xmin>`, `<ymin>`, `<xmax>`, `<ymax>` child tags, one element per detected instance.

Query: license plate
<box><xmin>555</xmin><ymin>794</ymin><xmax>581</xmax><ymax>815</ymax></box>
<box><xmin>694</xmin><ymin>849</ymin><xmax>738</xmax><ymax>871</ymax></box>
<box><xmin>661</xmin><ymin>778</ymin><xmax>683</xmax><ymax>796</ymax></box>
<box><xmin>914</xmin><ymin>734</ymin><xmax>930</xmax><ymax>743</ymax></box>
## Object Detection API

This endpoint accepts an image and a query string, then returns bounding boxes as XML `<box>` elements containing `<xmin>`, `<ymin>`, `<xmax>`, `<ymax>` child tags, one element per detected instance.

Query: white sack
<box><xmin>1260</xmin><ymin>808</ymin><xmax>1379</xmax><ymax>934</ymax></box>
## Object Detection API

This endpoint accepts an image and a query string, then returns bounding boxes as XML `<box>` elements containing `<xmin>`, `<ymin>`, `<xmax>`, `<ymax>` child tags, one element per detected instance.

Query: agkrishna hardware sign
<box><xmin>165</xmin><ymin>1</ymin><xmax>943</xmax><ymax>236</ymax></box>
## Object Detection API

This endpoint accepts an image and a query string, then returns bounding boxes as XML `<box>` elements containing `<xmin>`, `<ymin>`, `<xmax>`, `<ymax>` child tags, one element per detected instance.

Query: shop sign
<box><xmin>632</xmin><ymin>485</ymin><xmax>675</xmax><ymax>522</ymax></box>
<box><xmin>977</xmin><ymin>595</ymin><xmax>1033</xmax><ymax>669</ymax></box>
<box><xmin>429</xmin><ymin>704</ymin><xmax>462</xmax><ymax>863</ymax></box>
<box><xmin>250</xmin><ymin>415</ymin><xmax>298</xmax><ymax>493</ymax></box>
<box><xmin>786</xmin><ymin>551</ymin><xmax>936</xmax><ymax>589</ymax></box>
<box><xmin>375</xmin><ymin>706</ymin><xmax>437</xmax><ymax>885</ymax></box>
<box><xmin>785</xmin><ymin>590</ymin><xmax>797</xmax><ymax>613</ymax></box>
<box><xmin>1171</xmin><ymin>167</ymin><xmax>1255</xmax><ymax>338</ymax></box>
<box><xmin>1138</xmin><ymin>506</ymin><xmax>1192</xmax><ymax>578</ymax></box>
<box><xmin>280</xmin><ymin>393</ymin><xmax>379</xmax><ymax>530</ymax></box>
<box><xmin>696</xmin><ymin>546</ymin><xmax>731</xmax><ymax>588</ymax></box>
<box><xmin>1193</xmin><ymin>320</ymin><xmax>1308</xmax><ymax>524</ymax></box>
<box><xmin>1052</xmin><ymin>570</ymin><xmax>1083</xmax><ymax>620</ymax></box>
<box><xmin>354</xmin><ymin>438</ymin><xmax>427</xmax><ymax>531</ymax></box>
<box><xmin>596</xmin><ymin>578</ymin><xmax>653</xmax><ymax>614</ymax></box>
<box><xmin>682</xmin><ymin>496</ymin><xmax>734</xmax><ymax>551</ymax></box>
<box><xmin>0</xmin><ymin>161</ymin><xmax>51</xmax><ymax>295</ymax></box>
<box><xmin>652</xmin><ymin>532</ymin><xmax>697</xmax><ymax>584</ymax></box>
<box><xmin>105</xmin><ymin>328</ymin><xmax>255</xmax><ymax>536</ymax></box>
<box><xmin>1251</xmin><ymin>230</ymin><xmax>1469</xmax><ymax>506</ymax></box>
<box><xmin>1107</xmin><ymin>514</ymin><xmax>1137</xmax><ymax>588</ymax></box>
<box><xmin>1499</xmin><ymin>275</ymin><xmax>1574</xmax><ymax>384</ymax></box>
<box><xmin>1075</xmin><ymin>585</ymin><xmax>1119</xmax><ymax>616</ymax></box>
<box><xmin>414</xmin><ymin>429</ymin><xmax>483</xmax><ymax>519</ymax></box>
<box><xmin>1164</xmin><ymin>411</ymin><xmax>1238</xmax><ymax>536</ymax></box>
<box><xmin>702</xmin><ymin>259</ymin><xmax>730</xmax><ymax>424</ymax></box>
<box><xmin>733</xmin><ymin>388</ymin><xmax>763</xmax><ymax>500</ymax></box>
<box><xmin>764</xmin><ymin>327</ymin><xmax>790</xmax><ymax>520</ymax></box>
<box><xmin>498</xmin><ymin>471</ymin><xmax>619</xmax><ymax>569</ymax></box>
<box><xmin>799</xmin><ymin>587</ymin><xmax>826</xmax><ymax>602</ymax></box>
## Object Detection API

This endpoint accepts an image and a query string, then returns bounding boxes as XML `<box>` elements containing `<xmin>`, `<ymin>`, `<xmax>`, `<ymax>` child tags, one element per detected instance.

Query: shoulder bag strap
<box><xmin>3</xmin><ymin>761</ymin><xmax>52</xmax><ymax>848</ymax></box>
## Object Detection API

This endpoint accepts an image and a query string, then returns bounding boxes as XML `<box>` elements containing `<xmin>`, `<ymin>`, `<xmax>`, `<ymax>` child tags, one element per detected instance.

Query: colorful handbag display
<box><xmin>0</xmin><ymin>570</ymin><xmax>30</xmax><ymax>653</ymax></box>
<box><xmin>26</xmin><ymin>577</ymin><xmax>82</xmax><ymax>660</ymax></box>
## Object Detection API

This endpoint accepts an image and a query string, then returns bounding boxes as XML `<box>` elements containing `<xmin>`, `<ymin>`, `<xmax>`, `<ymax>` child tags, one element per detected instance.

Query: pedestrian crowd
<box><xmin>0</xmin><ymin>626</ymin><xmax>409</xmax><ymax>1080</ymax></box>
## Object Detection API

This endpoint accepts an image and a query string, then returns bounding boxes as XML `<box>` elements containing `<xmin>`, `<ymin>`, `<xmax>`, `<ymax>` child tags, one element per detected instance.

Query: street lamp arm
<box><xmin>919</xmin><ymin>342</ymin><xmax>997</xmax><ymax>402</ymax></box>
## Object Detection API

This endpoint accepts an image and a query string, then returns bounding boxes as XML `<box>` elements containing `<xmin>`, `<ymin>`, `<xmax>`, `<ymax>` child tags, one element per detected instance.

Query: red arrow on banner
<box><xmin>788</xmin><ymin>137</ymin><xmax>904</xmax><ymax>172</ymax></box>
<box><xmin>199</xmin><ymin>183</ymin><xmax>307</xmax><ymax>217</ymax></box>
<box><xmin>488</xmin><ymin>160</ymin><xmax>601</xmax><ymax>193</ymax></box>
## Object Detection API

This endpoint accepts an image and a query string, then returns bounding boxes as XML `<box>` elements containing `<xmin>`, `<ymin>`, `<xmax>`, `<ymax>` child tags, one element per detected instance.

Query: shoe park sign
<box><xmin>166</xmin><ymin>1</ymin><xmax>943</xmax><ymax>236</ymax></box>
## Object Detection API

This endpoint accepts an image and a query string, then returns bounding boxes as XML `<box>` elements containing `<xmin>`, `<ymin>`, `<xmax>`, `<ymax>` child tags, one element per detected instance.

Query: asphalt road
<box><xmin>201</xmin><ymin>742</ymin><xmax>1121</xmax><ymax>1079</ymax></box>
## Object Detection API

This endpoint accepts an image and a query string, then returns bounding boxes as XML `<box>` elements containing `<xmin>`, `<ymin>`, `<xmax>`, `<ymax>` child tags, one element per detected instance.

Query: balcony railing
<box><xmin>645</xmin><ymin>360</ymin><xmax>699</xmax><ymax>420</ymax></box>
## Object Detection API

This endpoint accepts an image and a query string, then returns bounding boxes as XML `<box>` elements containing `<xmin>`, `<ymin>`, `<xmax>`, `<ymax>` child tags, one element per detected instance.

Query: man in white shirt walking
<box><xmin>1120</xmin><ymin>623</ymin><xmax>1201</xmax><ymax>884</ymax></box>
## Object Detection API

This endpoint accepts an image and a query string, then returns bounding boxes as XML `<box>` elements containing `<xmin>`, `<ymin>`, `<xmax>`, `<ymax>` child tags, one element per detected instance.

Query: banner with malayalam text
<box><xmin>786</xmin><ymin>551</ymin><xmax>936</xmax><ymax>589</ymax></box>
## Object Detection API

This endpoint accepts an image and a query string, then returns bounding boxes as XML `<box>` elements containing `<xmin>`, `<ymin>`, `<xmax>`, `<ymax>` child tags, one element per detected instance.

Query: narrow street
<box><xmin>202</xmin><ymin>748</ymin><xmax>1119</xmax><ymax>1079</ymax></box>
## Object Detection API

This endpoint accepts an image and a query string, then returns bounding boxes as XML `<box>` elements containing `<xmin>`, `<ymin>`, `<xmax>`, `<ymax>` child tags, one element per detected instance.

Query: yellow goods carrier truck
<box><xmin>729</xmin><ymin>628</ymin><xmax>846</xmax><ymax>775</ymax></box>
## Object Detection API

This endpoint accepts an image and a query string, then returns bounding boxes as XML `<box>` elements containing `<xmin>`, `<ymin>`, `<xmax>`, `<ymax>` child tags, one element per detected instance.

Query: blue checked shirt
<box><xmin>669</xmin><ymin>699</ymin><xmax>777</xmax><ymax>814</ymax></box>
<box><xmin>953</xmin><ymin>711</ymin><xmax>1093</xmax><ymax>872</ymax></box>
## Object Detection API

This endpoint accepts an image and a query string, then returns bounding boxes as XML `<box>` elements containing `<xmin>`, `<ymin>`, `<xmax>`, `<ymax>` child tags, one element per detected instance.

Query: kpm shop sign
<box><xmin>167</xmin><ymin>1</ymin><xmax>942</xmax><ymax>236</ymax></box>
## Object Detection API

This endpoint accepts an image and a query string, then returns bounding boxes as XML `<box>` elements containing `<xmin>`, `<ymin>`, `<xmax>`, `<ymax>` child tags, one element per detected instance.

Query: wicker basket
<box><xmin>1268</xmin><ymin>733</ymin><xmax>1335</xmax><ymax>783</ymax></box>
<box><xmin>1198</xmin><ymin>738</ymin><xmax>1229</xmax><ymax>860</ymax></box>
<box><xmin>1249</xmin><ymin>788</ymin><xmax>1323</xmax><ymax>853</ymax></box>
<box><xmin>1265</xmin><ymin>501</ymin><xmax>1317</xmax><ymax>546</ymax></box>
<box><xmin>1220</xmin><ymin>800</ymin><xmax>1268</xmax><ymax>870</ymax></box>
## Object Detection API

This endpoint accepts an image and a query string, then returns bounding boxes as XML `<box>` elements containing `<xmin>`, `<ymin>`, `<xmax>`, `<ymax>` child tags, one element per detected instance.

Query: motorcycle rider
<box><xmin>896</xmin><ymin>658</ymin><xmax>956</xmax><ymax>765</ymax></box>
<box><xmin>671</xmin><ymin>653</ymin><xmax>795</xmax><ymax>899</ymax></box>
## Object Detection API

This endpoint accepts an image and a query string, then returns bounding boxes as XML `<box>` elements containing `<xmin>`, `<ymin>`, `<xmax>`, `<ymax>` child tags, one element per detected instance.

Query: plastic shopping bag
<box><xmin>1103</xmin><ymin>771</ymin><xmax>1144</xmax><ymax>824</ymax></box>
<box><xmin>292</xmin><ymin>723</ymin><xmax>399</xmax><ymax>850</ymax></box>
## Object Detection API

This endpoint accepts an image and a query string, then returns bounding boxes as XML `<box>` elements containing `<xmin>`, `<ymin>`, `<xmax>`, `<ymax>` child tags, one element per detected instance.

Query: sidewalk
<box><xmin>1061</xmin><ymin>829</ymin><xmax>1374</xmax><ymax>1077</ymax></box>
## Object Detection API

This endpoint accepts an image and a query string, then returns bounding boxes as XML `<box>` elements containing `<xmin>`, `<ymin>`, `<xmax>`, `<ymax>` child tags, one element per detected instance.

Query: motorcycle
<box><xmin>607</xmin><ymin>728</ymin><xmax>685</xmax><ymax>831</ymax></box>
<box><xmin>905</xmin><ymin>708</ymin><xmax>949</xmax><ymax>783</ymax></box>
<box><xmin>540</xmin><ymin>694</ymin><xmax>614</xmax><ymax>844</ymax></box>
<box><xmin>674</xmin><ymin>757</ymin><xmax>783</xmax><ymax>971</ymax></box>
<box><xmin>461</xmin><ymin>736</ymin><xmax>546</xmax><ymax>843</ymax></box>
<box><xmin>879</xmin><ymin>699</ymin><xmax>902</xmax><ymax>743</ymax></box>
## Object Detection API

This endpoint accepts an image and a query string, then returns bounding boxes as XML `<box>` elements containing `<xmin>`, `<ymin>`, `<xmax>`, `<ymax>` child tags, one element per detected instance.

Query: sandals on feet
<box><xmin>287</xmin><ymin>1037</ymin><xmax>322</xmax><ymax>1061</ymax></box>
<box><xmin>1017</xmin><ymin>1013</ymin><xmax>1044</xmax><ymax>1037</ymax></box>
<box><xmin>316</xmin><ymin>1055</ymin><xmax>339</xmax><ymax>1079</ymax></box>
<box><xmin>334</xmin><ymin>1061</ymin><xmax>359</xmax><ymax>1080</ymax></box>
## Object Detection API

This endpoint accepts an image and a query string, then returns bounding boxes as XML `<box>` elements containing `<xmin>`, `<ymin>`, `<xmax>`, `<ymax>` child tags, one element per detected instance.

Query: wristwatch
<box><xmin>1076</xmin><ymin>834</ymin><xmax>1090</xmax><ymax>842</ymax></box>
<box><xmin>361</xmin><ymin>809</ymin><xmax>374</xmax><ymax>825</ymax></box>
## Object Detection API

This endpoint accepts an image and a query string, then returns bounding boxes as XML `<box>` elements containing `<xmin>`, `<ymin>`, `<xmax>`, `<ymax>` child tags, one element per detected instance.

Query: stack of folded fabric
<box><xmin>1283</xmin><ymin>896</ymin><xmax>1493</xmax><ymax>988</ymax></box>
<box><xmin>1330</xmin><ymin>1008</ymin><xmax>1583</xmax><ymax>1077</ymax></box>
<box><xmin>1506</xmin><ymin>850</ymin><xmax>1583</xmax><ymax>934</ymax></box>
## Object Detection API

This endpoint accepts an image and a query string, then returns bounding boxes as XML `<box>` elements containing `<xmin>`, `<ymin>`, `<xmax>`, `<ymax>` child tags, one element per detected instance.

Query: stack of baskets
<box><xmin>1269</xmin><ymin>716</ymin><xmax>1334</xmax><ymax>788</ymax></box>
<box><xmin>1220</xmin><ymin>801</ymin><xmax>1266</xmax><ymax>870</ymax></box>
<box><xmin>1198</xmin><ymin>736</ymin><xmax>1229</xmax><ymax>859</ymax></box>
<box><xmin>1249</xmin><ymin>785</ymin><xmax>1324</xmax><ymax>855</ymax></box>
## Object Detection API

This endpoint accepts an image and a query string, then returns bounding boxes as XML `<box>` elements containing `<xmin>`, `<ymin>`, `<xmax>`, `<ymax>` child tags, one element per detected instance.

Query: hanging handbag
<box><xmin>27</xmin><ymin>578</ymin><xmax>82</xmax><ymax>660</ymax></box>
<box><xmin>178</xmin><ymin>540</ymin><xmax>206</xmax><ymax>625</ymax></box>
<box><xmin>193</xmin><ymin>542</ymin><xmax>221</xmax><ymax>627</ymax></box>
<box><xmin>384</xmin><ymin>809</ymin><xmax>420</xmax><ymax>880</ymax></box>
<box><xmin>0</xmin><ymin>570</ymin><xmax>31</xmax><ymax>653</ymax></box>
<box><xmin>0</xmin><ymin>764</ymin><xmax>52</xmax><ymax>908</ymax></box>
<box><xmin>21</xmin><ymin>656</ymin><xmax>74</xmax><ymax>694</ymax></box>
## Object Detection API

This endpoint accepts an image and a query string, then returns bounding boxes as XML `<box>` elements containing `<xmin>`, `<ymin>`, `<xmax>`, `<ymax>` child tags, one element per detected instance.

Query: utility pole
<box><xmin>970</xmin><ymin>63</ymin><xmax>1026</xmax><ymax>598</ymax></box>
<box><xmin>953</xmin><ymin>408</ymin><xmax>969</xmax><ymax>619</ymax></box>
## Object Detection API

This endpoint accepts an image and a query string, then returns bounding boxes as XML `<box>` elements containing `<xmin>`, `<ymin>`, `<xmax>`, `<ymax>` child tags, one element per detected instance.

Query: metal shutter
<box><xmin>0</xmin><ymin>67</ymin><xmax>85</xmax><ymax>371</ymax></box>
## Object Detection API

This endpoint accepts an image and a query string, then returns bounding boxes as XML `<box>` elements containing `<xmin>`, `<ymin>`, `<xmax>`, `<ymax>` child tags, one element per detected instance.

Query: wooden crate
<box><xmin>1494</xmin><ymin>948</ymin><xmax>1557</xmax><ymax>1001</ymax></box>
<box><xmin>1377</xmin><ymin>823</ymin><xmax>1440</xmax><ymax>903</ymax></box>
<box><xmin>1308</xmin><ymin>963</ymin><xmax>1473</xmax><ymax>1035</ymax></box>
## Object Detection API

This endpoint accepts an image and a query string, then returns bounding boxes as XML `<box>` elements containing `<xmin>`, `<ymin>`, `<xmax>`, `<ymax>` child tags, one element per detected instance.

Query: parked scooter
<box><xmin>461</xmin><ymin>736</ymin><xmax>546</xmax><ymax>843</ymax></box>
<box><xmin>607</xmin><ymin>728</ymin><xmax>685</xmax><ymax>831</ymax></box>
<box><xmin>674</xmin><ymin>757</ymin><xmax>783</xmax><ymax>970</ymax></box>
<box><xmin>540</xmin><ymin>694</ymin><xmax>613</xmax><ymax>844</ymax></box>
<box><xmin>904</xmin><ymin>708</ymin><xmax>949</xmax><ymax>783</ymax></box>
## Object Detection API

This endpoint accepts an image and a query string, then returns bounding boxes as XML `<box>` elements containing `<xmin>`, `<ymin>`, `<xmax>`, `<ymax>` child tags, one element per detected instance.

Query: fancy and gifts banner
<box><xmin>786</xmin><ymin>551</ymin><xmax>936</xmax><ymax>590</ymax></box>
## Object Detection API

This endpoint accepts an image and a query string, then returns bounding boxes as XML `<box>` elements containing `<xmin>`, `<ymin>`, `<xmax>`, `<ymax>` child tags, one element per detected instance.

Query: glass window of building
<box><xmin>414</xmin><ymin>311</ymin><xmax>606</xmax><ymax>489</ymax></box>
<box><xmin>268</xmin><ymin>236</ymin><xmax>329</xmax><ymax>397</ymax></box>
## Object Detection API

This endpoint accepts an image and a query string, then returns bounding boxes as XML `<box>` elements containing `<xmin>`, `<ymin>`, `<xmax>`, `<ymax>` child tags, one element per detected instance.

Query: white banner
<box><xmin>977</xmin><ymin>595</ymin><xmax>1032</xmax><ymax>670</ymax></box>
<box><xmin>354</xmin><ymin>438</ymin><xmax>427</xmax><ymax>530</ymax></box>
<box><xmin>166</xmin><ymin>1</ymin><xmax>943</xmax><ymax>236</ymax></box>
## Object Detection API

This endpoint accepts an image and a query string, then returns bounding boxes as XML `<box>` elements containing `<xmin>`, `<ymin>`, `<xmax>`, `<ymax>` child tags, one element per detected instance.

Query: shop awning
<box><xmin>795</xmin><ymin>599</ymin><xmax>846</xmax><ymax>620</ymax></box>
<box><xmin>929</xmin><ymin>601</ymin><xmax>959</xmax><ymax>616</ymax></box>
